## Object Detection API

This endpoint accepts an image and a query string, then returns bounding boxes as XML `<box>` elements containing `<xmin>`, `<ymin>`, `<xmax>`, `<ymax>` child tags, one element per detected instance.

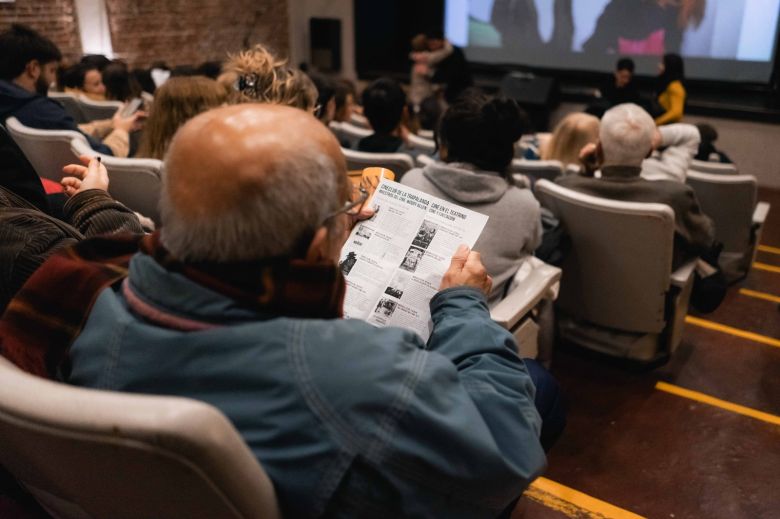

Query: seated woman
<box><xmin>401</xmin><ymin>91</ymin><xmax>542</xmax><ymax>305</ymax></box>
<box><xmin>541</xmin><ymin>112</ymin><xmax>600</xmax><ymax>170</ymax></box>
<box><xmin>62</xmin><ymin>63</ymin><xmax>107</xmax><ymax>101</ymax></box>
<box><xmin>136</xmin><ymin>76</ymin><xmax>229</xmax><ymax>160</ymax></box>
<box><xmin>654</xmin><ymin>53</ymin><xmax>686</xmax><ymax>125</ymax></box>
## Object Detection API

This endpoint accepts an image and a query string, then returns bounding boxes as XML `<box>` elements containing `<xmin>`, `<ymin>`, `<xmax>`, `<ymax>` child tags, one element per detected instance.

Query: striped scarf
<box><xmin>0</xmin><ymin>232</ymin><xmax>345</xmax><ymax>379</ymax></box>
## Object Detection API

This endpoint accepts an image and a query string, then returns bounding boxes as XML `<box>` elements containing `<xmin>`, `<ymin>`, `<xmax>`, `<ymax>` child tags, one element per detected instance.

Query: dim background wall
<box><xmin>1</xmin><ymin>0</ymin><xmax>290</xmax><ymax>68</ymax></box>
<box><xmin>0</xmin><ymin>0</ymin><xmax>83</xmax><ymax>61</ymax></box>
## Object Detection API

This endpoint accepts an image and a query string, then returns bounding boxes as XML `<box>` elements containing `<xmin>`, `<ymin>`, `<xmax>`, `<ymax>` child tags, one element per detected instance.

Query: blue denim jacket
<box><xmin>68</xmin><ymin>253</ymin><xmax>546</xmax><ymax>518</ymax></box>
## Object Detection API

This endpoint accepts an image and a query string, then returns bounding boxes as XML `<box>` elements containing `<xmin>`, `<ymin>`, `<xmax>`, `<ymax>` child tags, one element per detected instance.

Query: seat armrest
<box><xmin>752</xmin><ymin>201</ymin><xmax>770</xmax><ymax>226</ymax></box>
<box><xmin>670</xmin><ymin>259</ymin><xmax>697</xmax><ymax>288</ymax></box>
<box><xmin>491</xmin><ymin>263</ymin><xmax>561</xmax><ymax>329</ymax></box>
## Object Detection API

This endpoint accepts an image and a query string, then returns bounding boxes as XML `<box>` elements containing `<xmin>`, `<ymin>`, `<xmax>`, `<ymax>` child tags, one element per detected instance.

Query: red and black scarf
<box><xmin>0</xmin><ymin>232</ymin><xmax>345</xmax><ymax>378</ymax></box>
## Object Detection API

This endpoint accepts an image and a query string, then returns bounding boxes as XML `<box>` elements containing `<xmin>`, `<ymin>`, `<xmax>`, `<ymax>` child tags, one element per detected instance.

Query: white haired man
<box><xmin>557</xmin><ymin>103</ymin><xmax>713</xmax><ymax>269</ymax></box>
<box><xmin>1</xmin><ymin>104</ymin><xmax>564</xmax><ymax>518</ymax></box>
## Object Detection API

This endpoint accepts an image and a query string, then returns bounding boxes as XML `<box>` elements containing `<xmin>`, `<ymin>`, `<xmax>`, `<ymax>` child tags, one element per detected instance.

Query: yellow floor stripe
<box><xmin>656</xmin><ymin>382</ymin><xmax>780</xmax><ymax>426</ymax></box>
<box><xmin>685</xmin><ymin>316</ymin><xmax>780</xmax><ymax>349</ymax></box>
<box><xmin>739</xmin><ymin>288</ymin><xmax>780</xmax><ymax>304</ymax></box>
<box><xmin>758</xmin><ymin>244</ymin><xmax>780</xmax><ymax>255</ymax></box>
<box><xmin>754</xmin><ymin>262</ymin><xmax>780</xmax><ymax>274</ymax></box>
<box><xmin>525</xmin><ymin>477</ymin><xmax>646</xmax><ymax>519</ymax></box>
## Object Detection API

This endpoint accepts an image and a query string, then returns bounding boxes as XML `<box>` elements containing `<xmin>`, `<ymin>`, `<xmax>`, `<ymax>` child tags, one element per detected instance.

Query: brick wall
<box><xmin>1</xmin><ymin>0</ymin><xmax>289</xmax><ymax>69</ymax></box>
<box><xmin>0</xmin><ymin>0</ymin><xmax>83</xmax><ymax>61</ymax></box>
<box><xmin>104</xmin><ymin>0</ymin><xmax>290</xmax><ymax>69</ymax></box>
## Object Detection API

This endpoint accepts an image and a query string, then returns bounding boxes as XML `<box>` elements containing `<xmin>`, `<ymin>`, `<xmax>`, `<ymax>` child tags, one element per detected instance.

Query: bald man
<box><xmin>10</xmin><ymin>104</ymin><xmax>554</xmax><ymax>517</ymax></box>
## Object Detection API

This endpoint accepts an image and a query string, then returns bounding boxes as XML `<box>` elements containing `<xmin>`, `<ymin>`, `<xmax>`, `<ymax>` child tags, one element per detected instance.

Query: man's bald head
<box><xmin>160</xmin><ymin>104</ymin><xmax>348</xmax><ymax>262</ymax></box>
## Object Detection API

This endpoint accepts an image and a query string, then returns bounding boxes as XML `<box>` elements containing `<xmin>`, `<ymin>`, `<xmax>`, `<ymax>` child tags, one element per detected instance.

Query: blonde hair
<box><xmin>542</xmin><ymin>113</ymin><xmax>600</xmax><ymax>166</ymax></box>
<box><xmin>136</xmin><ymin>76</ymin><xmax>229</xmax><ymax>160</ymax></box>
<box><xmin>221</xmin><ymin>44</ymin><xmax>317</xmax><ymax>111</ymax></box>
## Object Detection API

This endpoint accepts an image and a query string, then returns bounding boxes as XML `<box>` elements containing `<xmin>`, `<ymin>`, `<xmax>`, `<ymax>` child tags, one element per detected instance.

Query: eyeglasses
<box><xmin>323</xmin><ymin>184</ymin><xmax>369</xmax><ymax>221</ymax></box>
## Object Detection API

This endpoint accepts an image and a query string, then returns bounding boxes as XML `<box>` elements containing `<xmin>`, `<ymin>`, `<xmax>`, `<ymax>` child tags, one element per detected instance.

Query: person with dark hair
<box><xmin>309</xmin><ymin>73</ymin><xmax>337</xmax><ymax>123</ymax></box>
<box><xmin>102</xmin><ymin>60</ymin><xmax>141</xmax><ymax>102</ymax></box>
<box><xmin>63</xmin><ymin>63</ymin><xmax>106</xmax><ymax>100</ymax></box>
<box><xmin>588</xmin><ymin>57</ymin><xmax>641</xmax><ymax>117</ymax></box>
<box><xmin>358</xmin><ymin>77</ymin><xmax>415</xmax><ymax>154</ymax></box>
<box><xmin>195</xmin><ymin>61</ymin><xmax>223</xmax><ymax>80</ymax></box>
<box><xmin>424</xmin><ymin>28</ymin><xmax>473</xmax><ymax>104</ymax></box>
<box><xmin>654</xmin><ymin>53</ymin><xmax>686</xmax><ymax>125</ymax></box>
<box><xmin>418</xmin><ymin>95</ymin><xmax>443</xmax><ymax>133</ymax></box>
<box><xmin>0</xmin><ymin>24</ymin><xmax>142</xmax><ymax>157</ymax></box>
<box><xmin>79</xmin><ymin>54</ymin><xmax>111</xmax><ymax>71</ymax></box>
<box><xmin>695</xmin><ymin>123</ymin><xmax>732</xmax><ymax>163</ymax></box>
<box><xmin>402</xmin><ymin>92</ymin><xmax>543</xmax><ymax>305</ymax></box>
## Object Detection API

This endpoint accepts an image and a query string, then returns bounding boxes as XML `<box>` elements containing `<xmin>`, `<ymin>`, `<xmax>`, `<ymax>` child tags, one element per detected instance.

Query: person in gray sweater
<box><xmin>402</xmin><ymin>92</ymin><xmax>542</xmax><ymax>305</ymax></box>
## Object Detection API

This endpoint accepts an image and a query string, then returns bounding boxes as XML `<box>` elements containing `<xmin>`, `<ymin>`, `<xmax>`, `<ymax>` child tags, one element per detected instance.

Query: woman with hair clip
<box><xmin>401</xmin><ymin>91</ymin><xmax>542</xmax><ymax>305</ymax></box>
<box><xmin>654</xmin><ymin>52</ymin><xmax>686</xmax><ymax>125</ymax></box>
<box><xmin>542</xmin><ymin>112</ymin><xmax>600</xmax><ymax>169</ymax></box>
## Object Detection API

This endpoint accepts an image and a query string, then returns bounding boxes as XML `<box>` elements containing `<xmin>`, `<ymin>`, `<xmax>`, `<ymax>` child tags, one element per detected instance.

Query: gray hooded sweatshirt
<box><xmin>402</xmin><ymin>162</ymin><xmax>542</xmax><ymax>305</ymax></box>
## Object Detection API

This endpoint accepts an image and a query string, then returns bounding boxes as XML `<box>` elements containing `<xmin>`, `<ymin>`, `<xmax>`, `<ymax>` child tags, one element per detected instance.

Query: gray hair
<box><xmin>159</xmin><ymin>149</ymin><xmax>341</xmax><ymax>262</ymax></box>
<box><xmin>599</xmin><ymin>103</ymin><xmax>655</xmax><ymax>167</ymax></box>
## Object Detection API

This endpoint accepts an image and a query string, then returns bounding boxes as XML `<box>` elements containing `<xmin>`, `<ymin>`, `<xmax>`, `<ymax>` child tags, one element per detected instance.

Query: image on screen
<box><xmin>445</xmin><ymin>0</ymin><xmax>780</xmax><ymax>82</ymax></box>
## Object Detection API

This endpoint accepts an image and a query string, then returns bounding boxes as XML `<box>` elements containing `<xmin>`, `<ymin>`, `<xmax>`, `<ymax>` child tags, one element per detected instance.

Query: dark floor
<box><xmin>516</xmin><ymin>188</ymin><xmax>780</xmax><ymax>519</ymax></box>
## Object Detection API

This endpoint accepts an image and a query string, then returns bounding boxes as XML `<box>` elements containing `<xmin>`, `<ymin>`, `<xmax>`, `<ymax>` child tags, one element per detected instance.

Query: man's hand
<box><xmin>61</xmin><ymin>155</ymin><xmax>109</xmax><ymax>197</ymax></box>
<box><xmin>112</xmin><ymin>106</ymin><xmax>147</xmax><ymax>133</ymax></box>
<box><xmin>440</xmin><ymin>244</ymin><xmax>492</xmax><ymax>295</ymax></box>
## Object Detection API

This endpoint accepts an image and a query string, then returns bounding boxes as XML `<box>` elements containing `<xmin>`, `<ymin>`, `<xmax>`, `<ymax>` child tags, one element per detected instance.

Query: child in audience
<box><xmin>136</xmin><ymin>76</ymin><xmax>229</xmax><ymax>160</ymax></box>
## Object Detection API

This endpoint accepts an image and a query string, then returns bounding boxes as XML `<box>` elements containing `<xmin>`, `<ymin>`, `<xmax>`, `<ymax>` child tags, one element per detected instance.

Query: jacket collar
<box><xmin>600</xmin><ymin>165</ymin><xmax>642</xmax><ymax>180</ymax></box>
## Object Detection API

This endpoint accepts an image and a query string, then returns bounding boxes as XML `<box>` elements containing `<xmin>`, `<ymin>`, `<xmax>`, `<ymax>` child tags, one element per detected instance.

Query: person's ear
<box><xmin>25</xmin><ymin>60</ymin><xmax>40</xmax><ymax>80</ymax></box>
<box><xmin>304</xmin><ymin>226</ymin><xmax>331</xmax><ymax>263</ymax></box>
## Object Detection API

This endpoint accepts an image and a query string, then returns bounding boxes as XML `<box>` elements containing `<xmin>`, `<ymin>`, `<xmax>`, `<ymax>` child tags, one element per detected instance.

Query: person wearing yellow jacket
<box><xmin>655</xmin><ymin>53</ymin><xmax>686</xmax><ymax>125</ymax></box>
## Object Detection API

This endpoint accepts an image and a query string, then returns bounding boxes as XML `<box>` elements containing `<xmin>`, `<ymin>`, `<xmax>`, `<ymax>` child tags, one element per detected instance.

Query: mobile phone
<box><xmin>120</xmin><ymin>97</ymin><xmax>143</xmax><ymax>117</ymax></box>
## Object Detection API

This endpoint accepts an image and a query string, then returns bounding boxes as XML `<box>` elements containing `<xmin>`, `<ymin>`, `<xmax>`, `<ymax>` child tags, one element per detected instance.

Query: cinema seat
<box><xmin>329</xmin><ymin>120</ymin><xmax>372</xmax><ymax>148</ymax></box>
<box><xmin>406</xmin><ymin>133</ymin><xmax>436</xmax><ymax>155</ymax></box>
<box><xmin>535</xmin><ymin>180</ymin><xmax>696</xmax><ymax>363</ymax></box>
<box><xmin>490</xmin><ymin>257</ymin><xmax>562</xmax><ymax>365</ymax></box>
<box><xmin>510</xmin><ymin>159</ymin><xmax>564</xmax><ymax>182</ymax></box>
<box><xmin>342</xmin><ymin>147</ymin><xmax>414</xmax><ymax>179</ymax></box>
<box><xmin>0</xmin><ymin>357</ymin><xmax>281</xmax><ymax>519</ymax></box>
<box><xmin>71</xmin><ymin>137</ymin><xmax>163</xmax><ymax>224</ymax></box>
<box><xmin>686</xmin><ymin>170</ymin><xmax>771</xmax><ymax>282</ymax></box>
<box><xmin>48</xmin><ymin>92</ymin><xmax>87</xmax><ymax>124</ymax></box>
<box><xmin>5</xmin><ymin>116</ymin><xmax>90</xmax><ymax>181</ymax></box>
<box><xmin>689</xmin><ymin>159</ymin><xmax>738</xmax><ymax>175</ymax></box>
<box><xmin>77</xmin><ymin>96</ymin><xmax>124</xmax><ymax>122</ymax></box>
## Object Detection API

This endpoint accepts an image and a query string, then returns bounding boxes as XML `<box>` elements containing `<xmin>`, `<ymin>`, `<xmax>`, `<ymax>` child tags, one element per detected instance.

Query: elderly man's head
<box><xmin>160</xmin><ymin>104</ymin><xmax>348</xmax><ymax>263</ymax></box>
<box><xmin>599</xmin><ymin>103</ymin><xmax>656</xmax><ymax>168</ymax></box>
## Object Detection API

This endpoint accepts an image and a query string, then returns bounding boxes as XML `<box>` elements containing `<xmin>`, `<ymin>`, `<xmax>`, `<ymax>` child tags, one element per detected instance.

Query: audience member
<box><xmin>588</xmin><ymin>57</ymin><xmax>640</xmax><ymax>117</ymax></box>
<box><xmin>195</xmin><ymin>60</ymin><xmax>223</xmax><ymax>80</ymax></box>
<box><xmin>0</xmin><ymin>24</ymin><xmax>142</xmax><ymax>157</ymax></box>
<box><xmin>402</xmin><ymin>92</ymin><xmax>542</xmax><ymax>304</ymax></box>
<box><xmin>62</xmin><ymin>63</ymin><xmax>107</xmax><ymax>100</ymax></box>
<box><xmin>0</xmin><ymin>154</ymin><xmax>143</xmax><ymax>312</ymax></box>
<box><xmin>408</xmin><ymin>33</ymin><xmax>452</xmax><ymax>110</ymax></box>
<box><xmin>640</xmin><ymin>120</ymin><xmax>700</xmax><ymax>182</ymax></box>
<box><xmin>309</xmin><ymin>73</ymin><xmax>337</xmax><ymax>123</ymax></box>
<box><xmin>79</xmin><ymin>54</ymin><xmax>111</xmax><ymax>72</ymax></box>
<box><xmin>654</xmin><ymin>53</ymin><xmax>686</xmax><ymax>125</ymax></box>
<box><xmin>333</xmin><ymin>78</ymin><xmax>359</xmax><ymax>122</ymax></box>
<box><xmin>424</xmin><ymin>28</ymin><xmax>473</xmax><ymax>104</ymax></box>
<box><xmin>558</xmin><ymin>103</ymin><xmax>713</xmax><ymax>268</ymax></box>
<box><xmin>102</xmin><ymin>60</ymin><xmax>141</xmax><ymax>102</ymax></box>
<box><xmin>417</xmin><ymin>94</ymin><xmax>444</xmax><ymax>133</ymax></box>
<box><xmin>136</xmin><ymin>76</ymin><xmax>229</xmax><ymax>160</ymax></box>
<box><xmin>694</xmin><ymin>123</ymin><xmax>732</xmax><ymax>163</ymax></box>
<box><xmin>0</xmin><ymin>104</ymin><xmax>561</xmax><ymax>518</ymax></box>
<box><xmin>542</xmin><ymin>112</ymin><xmax>600</xmax><ymax>168</ymax></box>
<box><xmin>358</xmin><ymin>77</ymin><xmax>417</xmax><ymax>154</ymax></box>
<box><xmin>220</xmin><ymin>44</ymin><xmax>317</xmax><ymax>111</ymax></box>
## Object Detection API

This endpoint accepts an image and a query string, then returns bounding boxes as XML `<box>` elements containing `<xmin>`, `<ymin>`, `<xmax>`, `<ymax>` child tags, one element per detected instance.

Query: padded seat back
<box><xmin>510</xmin><ymin>159</ymin><xmax>564</xmax><ymax>182</ymax></box>
<box><xmin>71</xmin><ymin>138</ymin><xmax>163</xmax><ymax>224</ymax></box>
<box><xmin>329</xmin><ymin>121</ymin><xmax>371</xmax><ymax>148</ymax></box>
<box><xmin>49</xmin><ymin>92</ymin><xmax>87</xmax><ymax>124</ymax></box>
<box><xmin>5</xmin><ymin>116</ymin><xmax>90</xmax><ymax>181</ymax></box>
<box><xmin>0</xmin><ymin>357</ymin><xmax>281</xmax><ymax>519</ymax></box>
<box><xmin>77</xmin><ymin>97</ymin><xmax>123</xmax><ymax>122</ymax></box>
<box><xmin>342</xmin><ymin>147</ymin><xmax>414</xmax><ymax>179</ymax></box>
<box><xmin>535</xmin><ymin>179</ymin><xmax>675</xmax><ymax>334</ymax></box>
<box><xmin>685</xmin><ymin>170</ymin><xmax>756</xmax><ymax>253</ymax></box>
<box><xmin>689</xmin><ymin>159</ymin><xmax>738</xmax><ymax>175</ymax></box>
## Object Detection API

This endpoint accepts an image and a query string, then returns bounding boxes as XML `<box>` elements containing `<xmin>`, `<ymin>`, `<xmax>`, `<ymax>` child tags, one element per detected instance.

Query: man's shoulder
<box><xmin>12</xmin><ymin>95</ymin><xmax>74</xmax><ymax>130</ymax></box>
